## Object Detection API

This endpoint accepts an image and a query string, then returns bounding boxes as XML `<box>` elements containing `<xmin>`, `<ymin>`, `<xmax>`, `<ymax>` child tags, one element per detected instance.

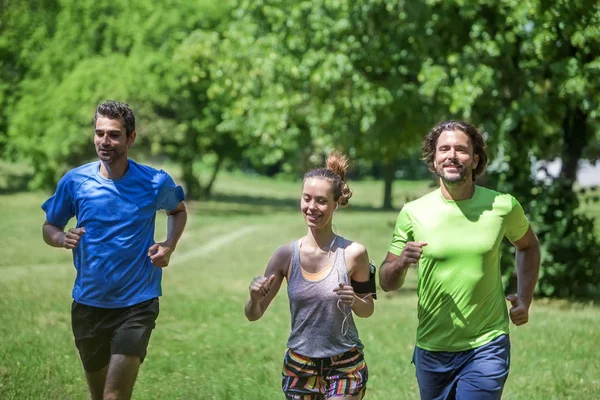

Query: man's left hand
<box><xmin>148</xmin><ymin>242</ymin><xmax>174</xmax><ymax>268</ymax></box>
<box><xmin>506</xmin><ymin>294</ymin><xmax>529</xmax><ymax>326</ymax></box>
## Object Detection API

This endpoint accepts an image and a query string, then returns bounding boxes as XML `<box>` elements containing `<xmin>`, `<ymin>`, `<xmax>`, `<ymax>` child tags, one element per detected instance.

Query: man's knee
<box><xmin>103</xmin><ymin>354</ymin><xmax>141</xmax><ymax>400</ymax></box>
<box><xmin>103</xmin><ymin>390</ymin><xmax>124</xmax><ymax>400</ymax></box>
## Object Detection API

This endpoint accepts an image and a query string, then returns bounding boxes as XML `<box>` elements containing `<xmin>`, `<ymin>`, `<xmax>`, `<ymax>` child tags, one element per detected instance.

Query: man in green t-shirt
<box><xmin>380</xmin><ymin>120</ymin><xmax>540</xmax><ymax>399</ymax></box>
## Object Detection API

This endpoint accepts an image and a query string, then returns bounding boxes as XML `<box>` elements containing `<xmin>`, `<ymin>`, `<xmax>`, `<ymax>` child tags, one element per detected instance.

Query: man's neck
<box><xmin>99</xmin><ymin>159</ymin><xmax>129</xmax><ymax>180</ymax></box>
<box><xmin>440</xmin><ymin>179</ymin><xmax>475</xmax><ymax>201</ymax></box>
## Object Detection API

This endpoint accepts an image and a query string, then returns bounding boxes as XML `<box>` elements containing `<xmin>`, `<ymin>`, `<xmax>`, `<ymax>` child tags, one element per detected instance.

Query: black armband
<box><xmin>351</xmin><ymin>262</ymin><xmax>377</xmax><ymax>299</ymax></box>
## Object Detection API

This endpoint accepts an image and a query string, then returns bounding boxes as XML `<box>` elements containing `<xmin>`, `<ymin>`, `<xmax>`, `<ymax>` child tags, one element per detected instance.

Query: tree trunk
<box><xmin>560</xmin><ymin>107</ymin><xmax>588</xmax><ymax>186</ymax></box>
<box><xmin>181</xmin><ymin>157</ymin><xmax>201</xmax><ymax>200</ymax></box>
<box><xmin>382</xmin><ymin>161</ymin><xmax>395</xmax><ymax>210</ymax></box>
<box><xmin>201</xmin><ymin>153</ymin><xmax>224</xmax><ymax>198</ymax></box>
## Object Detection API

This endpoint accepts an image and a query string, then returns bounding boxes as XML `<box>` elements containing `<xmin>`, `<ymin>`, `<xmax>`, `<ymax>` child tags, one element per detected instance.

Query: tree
<box><xmin>217</xmin><ymin>1</ymin><xmax>446</xmax><ymax>208</ymax></box>
<box><xmin>419</xmin><ymin>0</ymin><xmax>600</xmax><ymax>297</ymax></box>
<box><xmin>152</xmin><ymin>27</ymin><xmax>242</xmax><ymax>199</ymax></box>
<box><xmin>0</xmin><ymin>0</ymin><xmax>60</xmax><ymax>156</ymax></box>
<box><xmin>5</xmin><ymin>0</ymin><xmax>233</xmax><ymax>192</ymax></box>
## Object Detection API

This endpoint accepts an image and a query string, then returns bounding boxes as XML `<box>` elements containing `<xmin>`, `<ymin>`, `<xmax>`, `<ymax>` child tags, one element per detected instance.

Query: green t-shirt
<box><xmin>388</xmin><ymin>185</ymin><xmax>530</xmax><ymax>352</ymax></box>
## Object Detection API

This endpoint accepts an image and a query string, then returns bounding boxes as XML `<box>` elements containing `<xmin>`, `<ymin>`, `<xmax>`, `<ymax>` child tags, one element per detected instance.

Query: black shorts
<box><xmin>71</xmin><ymin>298</ymin><xmax>159</xmax><ymax>372</ymax></box>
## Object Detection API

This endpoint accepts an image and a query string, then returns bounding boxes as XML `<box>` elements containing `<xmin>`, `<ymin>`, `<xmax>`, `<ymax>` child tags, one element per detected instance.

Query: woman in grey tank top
<box><xmin>245</xmin><ymin>151</ymin><xmax>375</xmax><ymax>399</ymax></box>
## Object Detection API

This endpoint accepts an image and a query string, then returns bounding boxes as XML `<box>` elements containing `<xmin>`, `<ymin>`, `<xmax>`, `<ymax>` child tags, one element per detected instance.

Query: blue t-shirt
<box><xmin>42</xmin><ymin>160</ymin><xmax>185</xmax><ymax>308</ymax></box>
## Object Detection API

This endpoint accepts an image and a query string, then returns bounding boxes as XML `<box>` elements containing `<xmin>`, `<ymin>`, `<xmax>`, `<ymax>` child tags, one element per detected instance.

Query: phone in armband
<box><xmin>369</xmin><ymin>261</ymin><xmax>377</xmax><ymax>300</ymax></box>
<box><xmin>351</xmin><ymin>261</ymin><xmax>377</xmax><ymax>300</ymax></box>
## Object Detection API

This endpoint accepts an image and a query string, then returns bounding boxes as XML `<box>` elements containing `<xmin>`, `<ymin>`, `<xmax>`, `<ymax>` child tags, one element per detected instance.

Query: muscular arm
<box><xmin>245</xmin><ymin>245</ymin><xmax>291</xmax><ymax>321</ymax></box>
<box><xmin>512</xmin><ymin>227</ymin><xmax>540</xmax><ymax>307</ymax></box>
<box><xmin>379</xmin><ymin>252</ymin><xmax>409</xmax><ymax>292</ymax></box>
<box><xmin>379</xmin><ymin>239</ymin><xmax>427</xmax><ymax>292</ymax></box>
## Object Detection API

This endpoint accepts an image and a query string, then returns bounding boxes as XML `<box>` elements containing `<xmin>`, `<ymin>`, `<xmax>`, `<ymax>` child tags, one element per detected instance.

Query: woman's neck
<box><xmin>303</xmin><ymin>227</ymin><xmax>337</xmax><ymax>251</ymax></box>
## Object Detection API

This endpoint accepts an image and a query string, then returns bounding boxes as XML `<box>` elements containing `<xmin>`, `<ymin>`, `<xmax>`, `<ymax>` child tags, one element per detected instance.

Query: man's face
<box><xmin>433</xmin><ymin>130</ymin><xmax>479</xmax><ymax>185</ymax></box>
<box><xmin>94</xmin><ymin>116</ymin><xmax>135</xmax><ymax>164</ymax></box>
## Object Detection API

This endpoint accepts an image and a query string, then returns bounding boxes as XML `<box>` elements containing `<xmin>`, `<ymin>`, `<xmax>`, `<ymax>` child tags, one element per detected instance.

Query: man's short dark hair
<box><xmin>94</xmin><ymin>100</ymin><xmax>136</xmax><ymax>137</ymax></box>
<box><xmin>422</xmin><ymin>120</ymin><xmax>488</xmax><ymax>181</ymax></box>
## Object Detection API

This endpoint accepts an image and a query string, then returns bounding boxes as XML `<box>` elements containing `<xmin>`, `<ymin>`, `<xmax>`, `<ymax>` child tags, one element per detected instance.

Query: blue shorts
<box><xmin>413</xmin><ymin>334</ymin><xmax>510</xmax><ymax>400</ymax></box>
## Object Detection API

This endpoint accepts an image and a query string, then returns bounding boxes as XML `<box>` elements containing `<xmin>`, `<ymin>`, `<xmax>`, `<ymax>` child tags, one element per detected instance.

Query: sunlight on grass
<box><xmin>1</xmin><ymin>172</ymin><xmax>599</xmax><ymax>399</ymax></box>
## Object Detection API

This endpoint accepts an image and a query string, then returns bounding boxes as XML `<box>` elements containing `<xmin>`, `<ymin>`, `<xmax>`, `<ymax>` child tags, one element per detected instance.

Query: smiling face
<box><xmin>301</xmin><ymin>178</ymin><xmax>337</xmax><ymax>229</ymax></box>
<box><xmin>94</xmin><ymin>116</ymin><xmax>135</xmax><ymax>165</ymax></box>
<box><xmin>434</xmin><ymin>130</ymin><xmax>479</xmax><ymax>185</ymax></box>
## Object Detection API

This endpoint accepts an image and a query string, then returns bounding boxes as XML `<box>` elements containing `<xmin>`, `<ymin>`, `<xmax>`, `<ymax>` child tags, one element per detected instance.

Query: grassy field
<box><xmin>1</xmin><ymin>171</ymin><xmax>599</xmax><ymax>399</ymax></box>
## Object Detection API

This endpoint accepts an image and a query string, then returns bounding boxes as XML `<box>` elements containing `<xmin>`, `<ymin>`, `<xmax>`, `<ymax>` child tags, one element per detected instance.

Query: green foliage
<box><xmin>496</xmin><ymin>175</ymin><xmax>600</xmax><ymax>298</ymax></box>
<box><xmin>4</xmin><ymin>0</ymin><xmax>233</xmax><ymax>190</ymax></box>
<box><xmin>1</xmin><ymin>0</ymin><xmax>600</xmax><ymax>297</ymax></box>
<box><xmin>0</xmin><ymin>0</ymin><xmax>60</xmax><ymax>154</ymax></box>
<box><xmin>212</xmin><ymin>0</ymin><xmax>447</xmax><ymax>206</ymax></box>
<box><xmin>531</xmin><ymin>183</ymin><xmax>600</xmax><ymax>297</ymax></box>
<box><xmin>418</xmin><ymin>0</ymin><xmax>600</xmax><ymax>297</ymax></box>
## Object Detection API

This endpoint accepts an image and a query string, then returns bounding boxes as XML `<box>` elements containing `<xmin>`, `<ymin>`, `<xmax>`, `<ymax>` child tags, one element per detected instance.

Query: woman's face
<box><xmin>301</xmin><ymin>178</ymin><xmax>337</xmax><ymax>229</ymax></box>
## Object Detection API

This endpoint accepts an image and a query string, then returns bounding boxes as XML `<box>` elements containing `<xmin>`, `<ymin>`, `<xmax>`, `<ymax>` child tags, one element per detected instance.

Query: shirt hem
<box><xmin>73</xmin><ymin>293</ymin><xmax>160</xmax><ymax>309</ymax></box>
<box><xmin>416</xmin><ymin>330</ymin><xmax>509</xmax><ymax>352</ymax></box>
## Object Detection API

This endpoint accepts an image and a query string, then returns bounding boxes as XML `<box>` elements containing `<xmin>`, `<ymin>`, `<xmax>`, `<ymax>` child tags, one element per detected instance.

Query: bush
<box><xmin>497</xmin><ymin>178</ymin><xmax>600</xmax><ymax>298</ymax></box>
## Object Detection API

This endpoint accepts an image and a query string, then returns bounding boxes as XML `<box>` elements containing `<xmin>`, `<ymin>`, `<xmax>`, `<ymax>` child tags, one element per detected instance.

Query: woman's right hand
<box><xmin>249</xmin><ymin>274</ymin><xmax>276</xmax><ymax>302</ymax></box>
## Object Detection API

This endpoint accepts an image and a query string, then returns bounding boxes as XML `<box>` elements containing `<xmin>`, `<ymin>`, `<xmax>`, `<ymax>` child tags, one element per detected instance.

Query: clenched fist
<box><xmin>506</xmin><ymin>294</ymin><xmax>530</xmax><ymax>326</ymax></box>
<box><xmin>249</xmin><ymin>275</ymin><xmax>276</xmax><ymax>302</ymax></box>
<box><xmin>62</xmin><ymin>227</ymin><xmax>86</xmax><ymax>249</ymax></box>
<box><xmin>400</xmin><ymin>241</ymin><xmax>427</xmax><ymax>266</ymax></box>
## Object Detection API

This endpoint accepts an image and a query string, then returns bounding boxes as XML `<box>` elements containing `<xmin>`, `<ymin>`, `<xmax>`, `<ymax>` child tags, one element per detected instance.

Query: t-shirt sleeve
<box><xmin>41</xmin><ymin>174</ymin><xmax>75</xmax><ymax>228</ymax></box>
<box><xmin>388</xmin><ymin>206</ymin><xmax>414</xmax><ymax>256</ymax></box>
<box><xmin>504</xmin><ymin>196</ymin><xmax>530</xmax><ymax>242</ymax></box>
<box><xmin>156</xmin><ymin>172</ymin><xmax>185</xmax><ymax>211</ymax></box>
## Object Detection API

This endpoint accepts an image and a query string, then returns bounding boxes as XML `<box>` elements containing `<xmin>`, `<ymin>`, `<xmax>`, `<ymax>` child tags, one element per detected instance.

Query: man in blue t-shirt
<box><xmin>42</xmin><ymin>100</ymin><xmax>187</xmax><ymax>400</ymax></box>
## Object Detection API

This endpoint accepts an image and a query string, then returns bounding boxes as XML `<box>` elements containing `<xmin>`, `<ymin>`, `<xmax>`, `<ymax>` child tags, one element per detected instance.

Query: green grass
<box><xmin>1</xmin><ymin>172</ymin><xmax>599</xmax><ymax>399</ymax></box>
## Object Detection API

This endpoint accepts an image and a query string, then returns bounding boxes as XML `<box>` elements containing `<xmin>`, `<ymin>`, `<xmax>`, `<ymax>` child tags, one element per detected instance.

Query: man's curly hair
<box><xmin>422</xmin><ymin>120</ymin><xmax>487</xmax><ymax>181</ymax></box>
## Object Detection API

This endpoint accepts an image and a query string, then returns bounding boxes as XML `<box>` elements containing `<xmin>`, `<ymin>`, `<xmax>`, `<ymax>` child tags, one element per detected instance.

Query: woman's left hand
<box><xmin>333</xmin><ymin>283</ymin><xmax>355</xmax><ymax>307</ymax></box>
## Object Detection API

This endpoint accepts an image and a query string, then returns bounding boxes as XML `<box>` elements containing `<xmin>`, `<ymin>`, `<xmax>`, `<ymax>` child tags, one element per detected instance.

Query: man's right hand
<box><xmin>399</xmin><ymin>241</ymin><xmax>428</xmax><ymax>267</ymax></box>
<box><xmin>249</xmin><ymin>275</ymin><xmax>276</xmax><ymax>302</ymax></box>
<box><xmin>61</xmin><ymin>227</ymin><xmax>86</xmax><ymax>249</ymax></box>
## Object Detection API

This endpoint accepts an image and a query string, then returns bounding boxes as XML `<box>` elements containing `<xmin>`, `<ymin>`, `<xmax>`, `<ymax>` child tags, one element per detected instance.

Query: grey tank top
<box><xmin>286</xmin><ymin>236</ymin><xmax>363</xmax><ymax>358</ymax></box>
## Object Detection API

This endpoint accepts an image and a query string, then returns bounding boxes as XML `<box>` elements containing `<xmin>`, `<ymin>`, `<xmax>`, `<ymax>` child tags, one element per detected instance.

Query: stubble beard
<box><xmin>97</xmin><ymin>147</ymin><xmax>126</xmax><ymax>164</ymax></box>
<box><xmin>436</xmin><ymin>164</ymin><xmax>471</xmax><ymax>187</ymax></box>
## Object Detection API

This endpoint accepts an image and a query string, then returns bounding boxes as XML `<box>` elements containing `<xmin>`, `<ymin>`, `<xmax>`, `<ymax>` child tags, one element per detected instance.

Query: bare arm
<box><xmin>43</xmin><ymin>221</ymin><xmax>66</xmax><ymax>248</ymax></box>
<box><xmin>505</xmin><ymin>227</ymin><xmax>540</xmax><ymax>326</ymax></box>
<box><xmin>148</xmin><ymin>201</ymin><xmax>187</xmax><ymax>268</ymax></box>
<box><xmin>379</xmin><ymin>252</ymin><xmax>409</xmax><ymax>292</ymax></box>
<box><xmin>245</xmin><ymin>245</ymin><xmax>291</xmax><ymax>321</ymax></box>
<box><xmin>337</xmin><ymin>243</ymin><xmax>374</xmax><ymax>318</ymax></box>
<box><xmin>379</xmin><ymin>241</ymin><xmax>427</xmax><ymax>292</ymax></box>
<box><xmin>164</xmin><ymin>201</ymin><xmax>187</xmax><ymax>250</ymax></box>
<box><xmin>514</xmin><ymin>227</ymin><xmax>540</xmax><ymax>306</ymax></box>
<box><xmin>42</xmin><ymin>220</ymin><xmax>85</xmax><ymax>249</ymax></box>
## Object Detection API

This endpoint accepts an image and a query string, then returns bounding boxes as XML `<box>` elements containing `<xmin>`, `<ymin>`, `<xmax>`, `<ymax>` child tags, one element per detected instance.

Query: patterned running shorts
<box><xmin>282</xmin><ymin>347</ymin><xmax>368</xmax><ymax>399</ymax></box>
